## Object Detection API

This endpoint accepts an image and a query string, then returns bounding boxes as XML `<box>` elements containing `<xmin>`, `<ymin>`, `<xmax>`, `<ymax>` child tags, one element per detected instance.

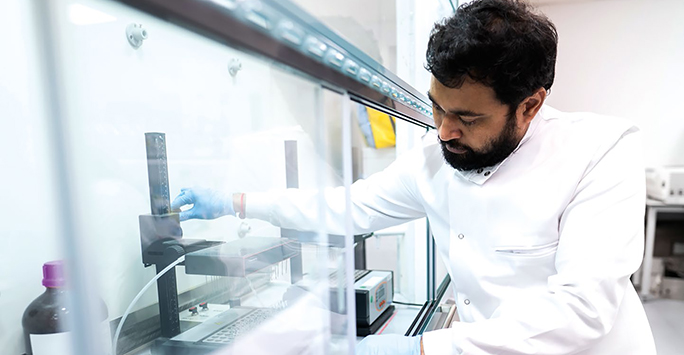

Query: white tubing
<box><xmin>246</xmin><ymin>275</ymin><xmax>266</xmax><ymax>308</ymax></box>
<box><xmin>112</xmin><ymin>255</ymin><xmax>186</xmax><ymax>355</ymax></box>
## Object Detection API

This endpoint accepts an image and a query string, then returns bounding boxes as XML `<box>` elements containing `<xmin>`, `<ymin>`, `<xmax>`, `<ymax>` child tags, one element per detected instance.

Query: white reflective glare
<box><xmin>68</xmin><ymin>4</ymin><xmax>116</xmax><ymax>26</ymax></box>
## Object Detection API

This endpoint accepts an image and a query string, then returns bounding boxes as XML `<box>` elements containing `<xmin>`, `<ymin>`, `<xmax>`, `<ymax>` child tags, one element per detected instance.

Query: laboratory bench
<box><xmin>121</xmin><ymin>280</ymin><xmax>455</xmax><ymax>355</ymax></box>
<box><xmin>114</xmin><ymin>270</ymin><xmax>454</xmax><ymax>354</ymax></box>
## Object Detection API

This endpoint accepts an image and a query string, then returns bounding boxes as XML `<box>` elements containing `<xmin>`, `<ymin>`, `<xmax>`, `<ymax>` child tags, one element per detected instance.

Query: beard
<box><xmin>439</xmin><ymin>111</ymin><xmax>520</xmax><ymax>171</ymax></box>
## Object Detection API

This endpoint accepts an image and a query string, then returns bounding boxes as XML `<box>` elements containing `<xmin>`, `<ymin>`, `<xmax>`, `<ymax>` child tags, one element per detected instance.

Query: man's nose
<box><xmin>438</xmin><ymin>117</ymin><xmax>463</xmax><ymax>141</ymax></box>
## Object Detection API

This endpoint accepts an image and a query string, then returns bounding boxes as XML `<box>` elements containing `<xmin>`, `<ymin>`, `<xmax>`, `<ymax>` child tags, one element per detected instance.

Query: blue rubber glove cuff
<box><xmin>355</xmin><ymin>334</ymin><xmax>421</xmax><ymax>355</ymax></box>
<box><xmin>170</xmin><ymin>187</ymin><xmax>235</xmax><ymax>221</ymax></box>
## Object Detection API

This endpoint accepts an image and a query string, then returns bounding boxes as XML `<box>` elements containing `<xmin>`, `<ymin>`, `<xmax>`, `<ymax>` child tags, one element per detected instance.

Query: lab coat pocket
<box><xmin>494</xmin><ymin>240</ymin><xmax>559</xmax><ymax>259</ymax></box>
<box><xmin>492</xmin><ymin>240</ymin><xmax>558</xmax><ymax>284</ymax></box>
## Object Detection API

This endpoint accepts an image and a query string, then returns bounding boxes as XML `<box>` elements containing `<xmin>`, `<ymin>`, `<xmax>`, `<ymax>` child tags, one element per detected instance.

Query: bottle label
<box><xmin>29</xmin><ymin>321</ymin><xmax>112</xmax><ymax>355</ymax></box>
<box><xmin>30</xmin><ymin>332</ymin><xmax>73</xmax><ymax>355</ymax></box>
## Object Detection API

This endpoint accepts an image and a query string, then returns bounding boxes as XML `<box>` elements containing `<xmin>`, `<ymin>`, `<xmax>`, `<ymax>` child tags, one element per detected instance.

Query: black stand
<box><xmin>154</xmin><ymin>244</ymin><xmax>183</xmax><ymax>337</ymax></box>
<box><xmin>139</xmin><ymin>133</ymin><xmax>221</xmax><ymax>339</ymax></box>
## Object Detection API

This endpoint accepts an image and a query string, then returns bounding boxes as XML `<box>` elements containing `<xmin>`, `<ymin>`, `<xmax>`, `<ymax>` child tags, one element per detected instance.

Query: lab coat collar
<box><xmin>453</xmin><ymin>106</ymin><xmax>544</xmax><ymax>185</ymax></box>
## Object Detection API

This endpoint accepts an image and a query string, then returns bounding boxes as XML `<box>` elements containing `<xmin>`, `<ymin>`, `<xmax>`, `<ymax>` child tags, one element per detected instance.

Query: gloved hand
<box><xmin>356</xmin><ymin>334</ymin><xmax>422</xmax><ymax>355</ymax></box>
<box><xmin>170</xmin><ymin>187</ymin><xmax>235</xmax><ymax>221</ymax></box>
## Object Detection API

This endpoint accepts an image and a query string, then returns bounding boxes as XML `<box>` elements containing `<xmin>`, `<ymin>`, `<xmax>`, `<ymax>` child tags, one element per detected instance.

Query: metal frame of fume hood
<box><xmin>114</xmin><ymin>0</ymin><xmax>435</xmax><ymax>129</ymax></box>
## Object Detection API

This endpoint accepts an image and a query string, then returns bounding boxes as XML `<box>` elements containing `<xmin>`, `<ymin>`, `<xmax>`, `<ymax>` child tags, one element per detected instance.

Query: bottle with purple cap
<box><xmin>21</xmin><ymin>260</ymin><xmax>110</xmax><ymax>355</ymax></box>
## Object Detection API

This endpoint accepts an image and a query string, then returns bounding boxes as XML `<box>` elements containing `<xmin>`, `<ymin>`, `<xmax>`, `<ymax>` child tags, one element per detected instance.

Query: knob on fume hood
<box><xmin>126</xmin><ymin>23</ymin><xmax>148</xmax><ymax>49</ymax></box>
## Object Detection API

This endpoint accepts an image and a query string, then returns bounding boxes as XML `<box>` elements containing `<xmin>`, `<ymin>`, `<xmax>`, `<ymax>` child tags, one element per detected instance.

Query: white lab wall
<box><xmin>537</xmin><ymin>0</ymin><xmax>684</xmax><ymax>167</ymax></box>
<box><xmin>1</xmin><ymin>1</ymin><xmax>345</xmax><ymax>354</ymax></box>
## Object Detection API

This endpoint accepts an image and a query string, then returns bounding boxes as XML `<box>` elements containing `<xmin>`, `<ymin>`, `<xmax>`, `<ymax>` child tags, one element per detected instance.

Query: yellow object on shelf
<box><xmin>356</xmin><ymin>104</ymin><xmax>396</xmax><ymax>149</ymax></box>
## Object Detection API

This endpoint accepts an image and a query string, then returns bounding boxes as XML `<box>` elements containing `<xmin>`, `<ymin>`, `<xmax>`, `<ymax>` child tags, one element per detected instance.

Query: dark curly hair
<box><xmin>426</xmin><ymin>0</ymin><xmax>557</xmax><ymax>109</ymax></box>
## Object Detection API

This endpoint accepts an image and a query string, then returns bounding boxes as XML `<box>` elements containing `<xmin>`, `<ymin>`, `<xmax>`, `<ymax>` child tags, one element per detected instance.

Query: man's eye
<box><xmin>460</xmin><ymin>118</ymin><xmax>476</xmax><ymax>126</ymax></box>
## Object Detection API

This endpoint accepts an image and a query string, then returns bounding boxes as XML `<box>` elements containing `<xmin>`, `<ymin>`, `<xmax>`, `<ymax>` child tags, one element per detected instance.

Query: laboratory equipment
<box><xmin>139</xmin><ymin>132</ymin><xmax>224</xmax><ymax>338</ymax></box>
<box><xmin>158</xmin><ymin>307</ymin><xmax>278</xmax><ymax>354</ymax></box>
<box><xmin>139</xmin><ymin>132</ymin><xmax>301</xmax><ymax>354</ymax></box>
<box><xmin>646</xmin><ymin>166</ymin><xmax>684</xmax><ymax>204</ymax></box>
<box><xmin>353</xmin><ymin>270</ymin><xmax>395</xmax><ymax>336</ymax></box>
<box><xmin>184</xmin><ymin>238</ymin><xmax>300</xmax><ymax>277</ymax></box>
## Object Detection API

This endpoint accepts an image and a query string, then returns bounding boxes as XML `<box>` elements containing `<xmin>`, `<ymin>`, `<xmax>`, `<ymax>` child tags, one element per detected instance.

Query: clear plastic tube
<box><xmin>246</xmin><ymin>275</ymin><xmax>266</xmax><ymax>308</ymax></box>
<box><xmin>112</xmin><ymin>255</ymin><xmax>185</xmax><ymax>355</ymax></box>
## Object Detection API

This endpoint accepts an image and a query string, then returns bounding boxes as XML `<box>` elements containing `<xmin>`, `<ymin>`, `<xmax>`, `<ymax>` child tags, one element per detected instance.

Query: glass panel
<box><xmin>19</xmin><ymin>0</ymin><xmax>355</xmax><ymax>354</ymax></box>
<box><xmin>1</xmin><ymin>2</ymin><xmax>65</xmax><ymax>355</ymax></box>
<box><xmin>349</xmin><ymin>102</ymin><xmax>430</xmax><ymax>306</ymax></box>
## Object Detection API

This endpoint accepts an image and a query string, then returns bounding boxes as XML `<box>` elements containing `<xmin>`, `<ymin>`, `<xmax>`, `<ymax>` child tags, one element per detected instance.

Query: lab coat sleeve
<box><xmin>423</xmin><ymin>127</ymin><xmax>646</xmax><ymax>354</ymax></box>
<box><xmin>245</xmin><ymin>148</ymin><xmax>426</xmax><ymax>235</ymax></box>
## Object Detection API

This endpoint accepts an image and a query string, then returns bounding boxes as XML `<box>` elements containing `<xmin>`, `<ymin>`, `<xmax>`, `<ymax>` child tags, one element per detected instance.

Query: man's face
<box><xmin>428</xmin><ymin>76</ymin><xmax>527</xmax><ymax>171</ymax></box>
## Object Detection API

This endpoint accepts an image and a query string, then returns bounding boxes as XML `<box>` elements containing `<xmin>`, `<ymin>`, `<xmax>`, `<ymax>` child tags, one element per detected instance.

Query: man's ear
<box><xmin>517</xmin><ymin>87</ymin><xmax>547</xmax><ymax>124</ymax></box>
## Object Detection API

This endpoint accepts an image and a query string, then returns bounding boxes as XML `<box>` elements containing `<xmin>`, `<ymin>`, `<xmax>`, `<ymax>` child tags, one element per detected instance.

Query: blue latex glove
<box><xmin>170</xmin><ymin>187</ymin><xmax>235</xmax><ymax>221</ymax></box>
<box><xmin>356</xmin><ymin>334</ymin><xmax>422</xmax><ymax>355</ymax></box>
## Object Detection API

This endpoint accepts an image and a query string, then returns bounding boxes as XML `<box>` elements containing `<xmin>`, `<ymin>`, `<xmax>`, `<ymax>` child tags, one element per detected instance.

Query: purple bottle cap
<box><xmin>42</xmin><ymin>260</ymin><xmax>66</xmax><ymax>288</ymax></box>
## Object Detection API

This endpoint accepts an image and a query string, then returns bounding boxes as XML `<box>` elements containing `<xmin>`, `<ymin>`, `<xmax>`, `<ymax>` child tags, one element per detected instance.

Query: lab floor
<box><xmin>643</xmin><ymin>298</ymin><xmax>684</xmax><ymax>355</ymax></box>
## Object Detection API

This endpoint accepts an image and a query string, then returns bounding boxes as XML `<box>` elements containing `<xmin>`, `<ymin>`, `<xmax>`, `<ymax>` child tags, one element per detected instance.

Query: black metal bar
<box><xmin>143</xmin><ymin>133</ymin><xmax>181</xmax><ymax>338</ymax></box>
<box><xmin>405</xmin><ymin>274</ymin><xmax>451</xmax><ymax>336</ymax></box>
<box><xmin>144</xmin><ymin>133</ymin><xmax>172</xmax><ymax>215</ymax></box>
<box><xmin>354</xmin><ymin>240</ymin><xmax>366</xmax><ymax>270</ymax></box>
<box><xmin>404</xmin><ymin>301</ymin><xmax>430</xmax><ymax>337</ymax></box>
<box><xmin>410</xmin><ymin>300</ymin><xmax>435</xmax><ymax>337</ymax></box>
<box><xmin>418</xmin><ymin>275</ymin><xmax>452</xmax><ymax>335</ymax></box>
<box><xmin>435</xmin><ymin>274</ymin><xmax>452</xmax><ymax>301</ymax></box>
<box><xmin>349</xmin><ymin>94</ymin><xmax>433</xmax><ymax>129</ymax></box>
<box><xmin>155</xmin><ymin>257</ymin><xmax>181</xmax><ymax>337</ymax></box>
<box><xmin>415</xmin><ymin>275</ymin><xmax>452</xmax><ymax>335</ymax></box>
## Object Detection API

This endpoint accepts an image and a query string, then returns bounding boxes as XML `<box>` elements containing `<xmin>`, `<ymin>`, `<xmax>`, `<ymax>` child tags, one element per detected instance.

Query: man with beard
<box><xmin>171</xmin><ymin>0</ymin><xmax>656</xmax><ymax>354</ymax></box>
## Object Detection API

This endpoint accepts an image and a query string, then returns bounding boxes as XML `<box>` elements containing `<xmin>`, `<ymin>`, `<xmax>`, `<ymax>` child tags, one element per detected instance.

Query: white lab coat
<box><xmin>247</xmin><ymin>106</ymin><xmax>656</xmax><ymax>354</ymax></box>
